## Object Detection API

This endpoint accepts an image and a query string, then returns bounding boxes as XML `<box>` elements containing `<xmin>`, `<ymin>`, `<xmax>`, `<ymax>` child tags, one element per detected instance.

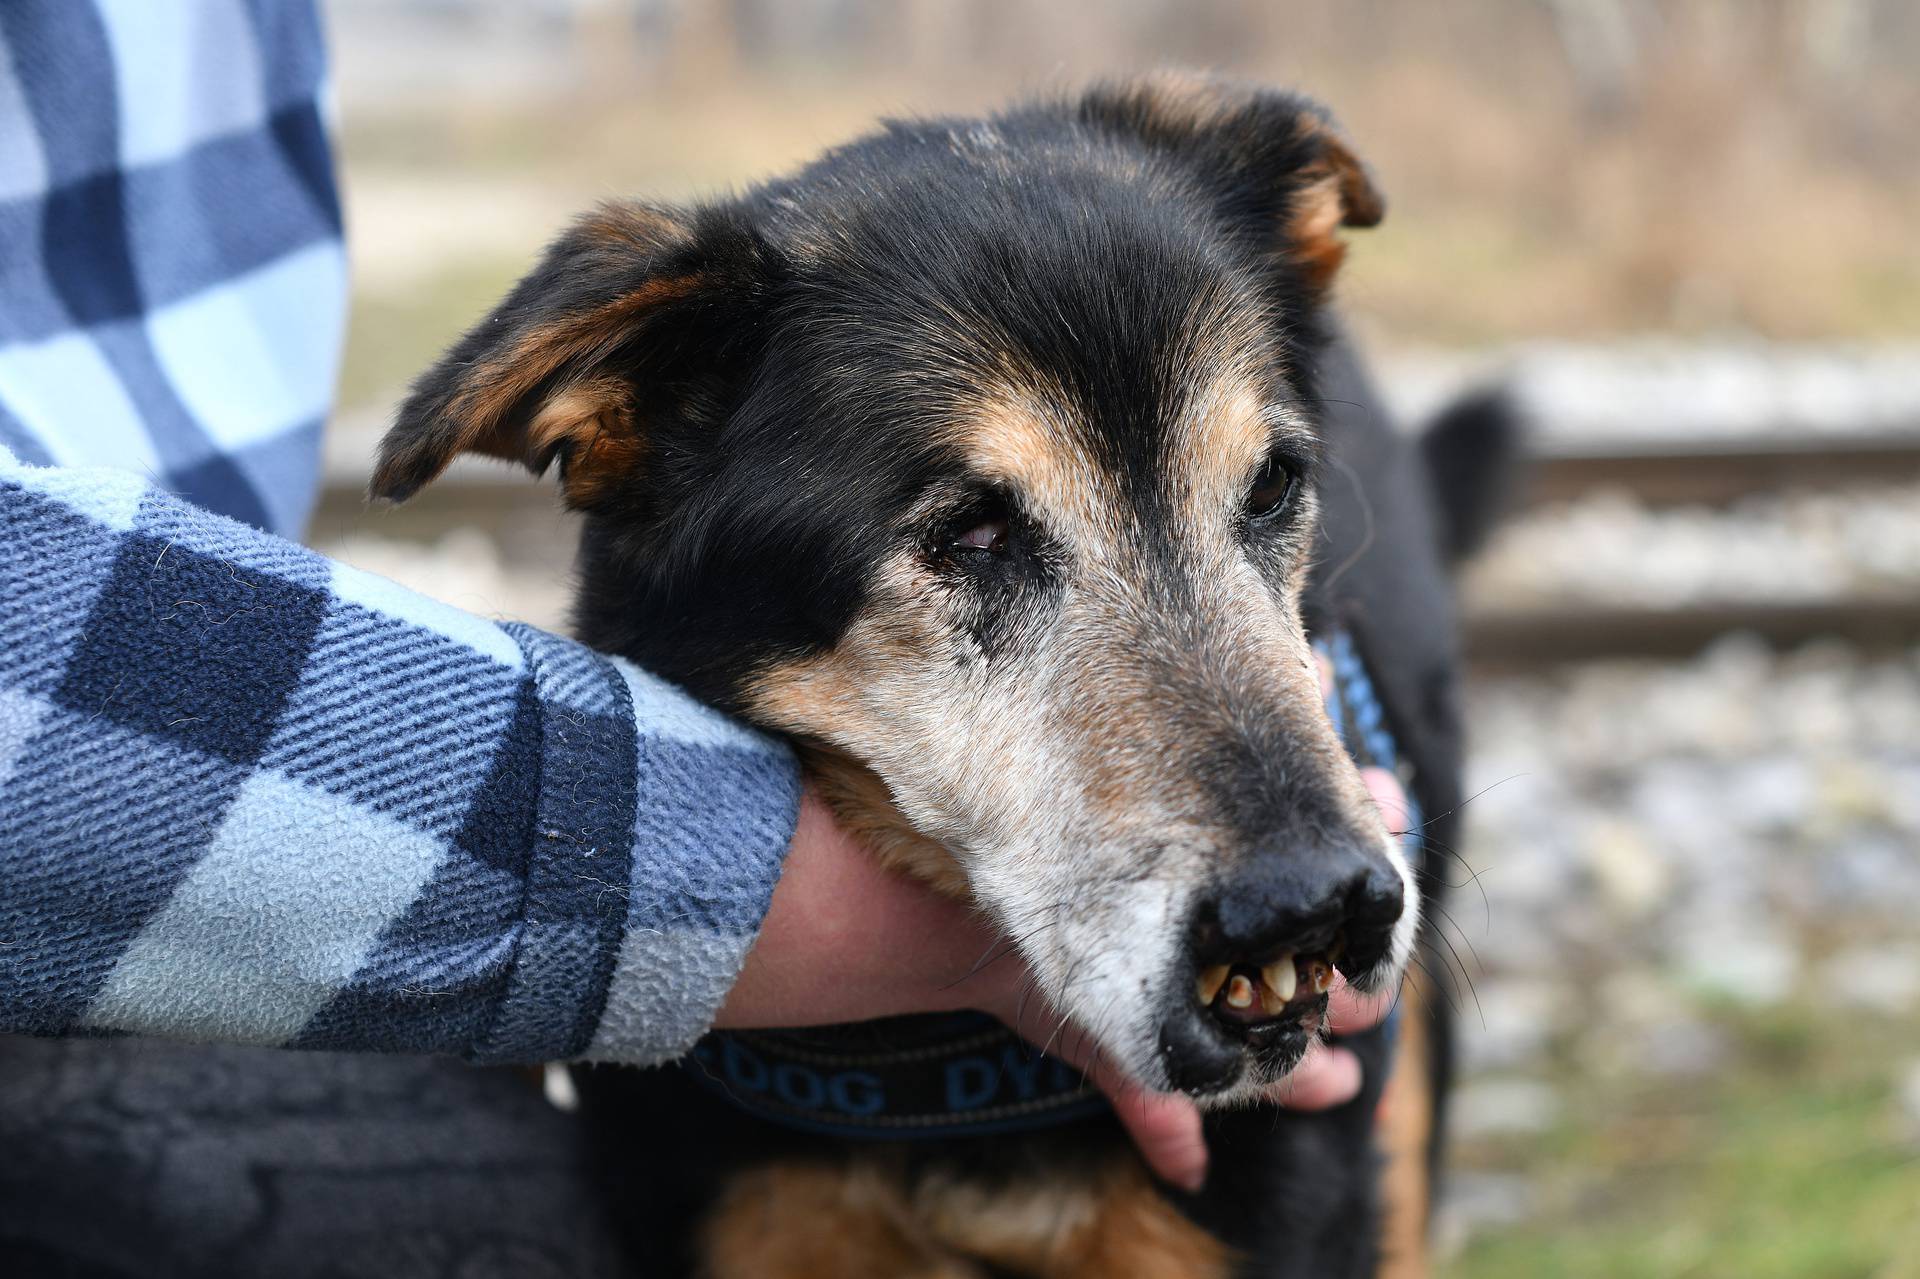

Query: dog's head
<box><xmin>375</xmin><ymin>75</ymin><xmax>1414</xmax><ymax>1102</ymax></box>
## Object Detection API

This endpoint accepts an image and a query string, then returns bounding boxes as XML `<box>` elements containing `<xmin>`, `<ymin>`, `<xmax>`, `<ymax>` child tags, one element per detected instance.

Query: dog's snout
<box><xmin>1166</xmin><ymin>834</ymin><xmax>1406</xmax><ymax>1087</ymax></box>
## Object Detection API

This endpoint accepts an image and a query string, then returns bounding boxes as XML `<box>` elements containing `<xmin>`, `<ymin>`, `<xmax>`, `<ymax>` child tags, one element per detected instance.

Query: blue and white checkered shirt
<box><xmin>0</xmin><ymin>2</ymin><xmax>801</xmax><ymax>1067</ymax></box>
<box><xmin>0</xmin><ymin>0</ymin><xmax>340</xmax><ymax>538</ymax></box>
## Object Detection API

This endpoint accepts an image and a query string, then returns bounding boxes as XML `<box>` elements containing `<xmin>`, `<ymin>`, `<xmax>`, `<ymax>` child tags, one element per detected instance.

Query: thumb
<box><xmin>1085</xmin><ymin>1056</ymin><xmax>1209</xmax><ymax>1194</ymax></box>
<box><xmin>994</xmin><ymin>995</ymin><xmax>1208</xmax><ymax>1192</ymax></box>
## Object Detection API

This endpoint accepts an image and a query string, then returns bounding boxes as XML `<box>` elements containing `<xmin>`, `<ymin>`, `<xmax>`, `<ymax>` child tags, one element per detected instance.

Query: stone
<box><xmin>1674</xmin><ymin>913</ymin><xmax>1798</xmax><ymax>1007</ymax></box>
<box><xmin>1900</xmin><ymin>1060</ymin><xmax>1920</xmax><ymax>1149</ymax></box>
<box><xmin>1450</xmin><ymin>1077</ymin><xmax>1562</xmax><ymax>1138</ymax></box>
<box><xmin>1457</xmin><ymin>980</ymin><xmax>1560</xmax><ymax>1074</ymax></box>
<box><xmin>1581</xmin><ymin>817</ymin><xmax>1670</xmax><ymax>916</ymax></box>
<box><xmin>1821</xmin><ymin>944</ymin><xmax>1920</xmax><ymax>1016</ymax></box>
<box><xmin>1722</xmin><ymin>755</ymin><xmax>1814</xmax><ymax>834</ymax></box>
<box><xmin>1433</xmin><ymin>1172</ymin><xmax>1537</xmax><ymax>1260</ymax></box>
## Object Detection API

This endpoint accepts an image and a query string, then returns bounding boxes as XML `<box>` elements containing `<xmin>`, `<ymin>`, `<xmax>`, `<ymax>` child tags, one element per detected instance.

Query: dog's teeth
<box><xmin>1262</xmin><ymin>956</ymin><xmax>1297</xmax><ymax>1003</ymax></box>
<box><xmin>1225</xmin><ymin>974</ymin><xmax>1255</xmax><ymax>1009</ymax></box>
<box><xmin>1307</xmin><ymin>959</ymin><xmax>1334</xmax><ymax>995</ymax></box>
<box><xmin>1196</xmin><ymin>964</ymin><xmax>1230</xmax><ymax>1006</ymax></box>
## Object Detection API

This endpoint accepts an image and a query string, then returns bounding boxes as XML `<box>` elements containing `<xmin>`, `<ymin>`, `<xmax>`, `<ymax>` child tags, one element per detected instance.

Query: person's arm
<box><xmin>0</xmin><ymin>445</ymin><xmax>800</xmax><ymax>1066</ymax></box>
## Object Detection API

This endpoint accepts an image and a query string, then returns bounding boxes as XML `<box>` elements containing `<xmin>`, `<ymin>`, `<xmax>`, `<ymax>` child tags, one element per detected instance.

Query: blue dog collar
<box><xmin>683</xmin><ymin>1012</ymin><xmax>1109</xmax><ymax>1139</ymax></box>
<box><xmin>686</xmin><ymin>628</ymin><xmax>1417</xmax><ymax>1139</ymax></box>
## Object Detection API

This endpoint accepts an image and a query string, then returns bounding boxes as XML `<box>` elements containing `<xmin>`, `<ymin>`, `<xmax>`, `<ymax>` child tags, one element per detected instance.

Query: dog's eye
<box><xmin>1246</xmin><ymin>454</ymin><xmax>1299</xmax><ymax>522</ymax></box>
<box><xmin>928</xmin><ymin>491</ymin><xmax>1020</xmax><ymax>568</ymax></box>
<box><xmin>932</xmin><ymin>494</ymin><xmax>1015</xmax><ymax>565</ymax></box>
<box><xmin>952</xmin><ymin>514</ymin><xmax>1009</xmax><ymax>555</ymax></box>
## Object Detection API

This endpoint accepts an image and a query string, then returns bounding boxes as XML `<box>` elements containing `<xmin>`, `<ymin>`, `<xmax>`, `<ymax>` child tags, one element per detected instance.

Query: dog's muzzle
<box><xmin>1156</xmin><ymin>631</ymin><xmax>1419</xmax><ymax>1096</ymax></box>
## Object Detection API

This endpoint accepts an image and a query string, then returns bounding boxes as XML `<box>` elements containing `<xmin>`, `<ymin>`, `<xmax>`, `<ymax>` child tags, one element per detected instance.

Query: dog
<box><xmin>372</xmin><ymin>72</ymin><xmax>1513</xmax><ymax>1279</ymax></box>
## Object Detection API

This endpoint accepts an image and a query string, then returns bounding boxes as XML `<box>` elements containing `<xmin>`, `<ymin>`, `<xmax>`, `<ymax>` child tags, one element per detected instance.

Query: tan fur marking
<box><xmin>1375</xmin><ymin>970</ymin><xmax>1436</xmax><ymax>1279</ymax></box>
<box><xmin>524</xmin><ymin>374</ymin><xmax>647</xmax><ymax>507</ymax></box>
<box><xmin>913</xmin><ymin>1172</ymin><xmax>1101</xmax><ymax>1273</ymax></box>
<box><xmin>801</xmin><ymin>744</ymin><xmax>969</xmax><ymax>898</ymax></box>
<box><xmin>1107</xmin><ymin>72</ymin><xmax>1384</xmax><ymax>284</ymax></box>
<box><xmin>450</xmin><ymin>271</ymin><xmax>704</xmax><ymax>465</ymax></box>
<box><xmin>1115</xmin><ymin>69</ymin><xmax>1240</xmax><ymax>138</ymax></box>
<box><xmin>967</xmin><ymin>397</ymin><xmax>1071</xmax><ymax>486</ymax></box>
<box><xmin>370</xmin><ymin>202</ymin><xmax>697</xmax><ymax>503</ymax></box>
<box><xmin>1297</xmin><ymin>120</ymin><xmax>1386</xmax><ymax>230</ymax></box>
<box><xmin>701</xmin><ymin>1154</ymin><xmax>1231</xmax><ymax>1279</ymax></box>
<box><xmin>1285</xmin><ymin>121</ymin><xmax>1384</xmax><ymax>294</ymax></box>
<box><xmin>1286</xmin><ymin>173</ymin><xmax>1353</xmax><ymax>293</ymax></box>
<box><xmin>702</xmin><ymin>1163</ymin><xmax>985</xmax><ymax>1279</ymax></box>
<box><xmin>1040</xmin><ymin>1163</ymin><xmax>1233</xmax><ymax>1279</ymax></box>
<box><xmin>963</xmin><ymin>393</ymin><xmax>1114</xmax><ymax>537</ymax></box>
<box><xmin>744</xmin><ymin>555</ymin><xmax>977</xmax><ymax>901</ymax></box>
<box><xmin>1173</xmin><ymin>376</ymin><xmax>1283</xmax><ymax>529</ymax></box>
<box><xmin>575</xmin><ymin>201</ymin><xmax>694</xmax><ymax>254</ymax></box>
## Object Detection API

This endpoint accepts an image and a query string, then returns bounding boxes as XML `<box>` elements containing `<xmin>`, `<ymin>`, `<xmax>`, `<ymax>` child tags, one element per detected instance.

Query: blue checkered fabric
<box><xmin>0</xmin><ymin>447</ymin><xmax>802</xmax><ymax>1065</ymax></box>
<box><xmin>0</xmin><ymin>0</ymin><xmax>343</xmax><ymax>539</ymax></box>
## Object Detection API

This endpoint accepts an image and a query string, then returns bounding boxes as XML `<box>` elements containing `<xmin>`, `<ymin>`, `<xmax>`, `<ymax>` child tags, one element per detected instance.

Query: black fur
<box><xmin>383</xmin><ymin>78</ymin><xmax>1484</xmax><ymax>1278</ymax></box>
<box><xmin>1420</xmin><ymin>387</ymin><xmax>1523</xmax><ymax>563</ymax></box>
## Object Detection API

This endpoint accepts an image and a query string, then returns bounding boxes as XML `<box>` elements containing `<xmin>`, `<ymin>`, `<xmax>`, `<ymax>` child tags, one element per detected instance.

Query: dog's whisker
<box><xmin>945</xmin><ymin>917</ymin><xmax>1070</xmax><ymax>991</ymax></box>
<box><xmin>1424</xmin><ymin>924</ymin><xmax>1486</xmax><ymax>1030</ymax></box>
<box><xmin>1315</xmin><ymin>451</ymin><xmax>1376</xmax><ymax>594</ymax></box>
<box><xmin>1408</xmin><ymin>774</ymin><xmax>1528</xmax><ymax>834</ymax></box>
<box><xmin>1404</xmin><ymin>954</ymin><xmax>1465</xmax><ymax>1022</ymax></box>
<box><xmin>1426</xmin><ymin>901</ymin><xmax>1489</xmax><ymax>975</ymax></box>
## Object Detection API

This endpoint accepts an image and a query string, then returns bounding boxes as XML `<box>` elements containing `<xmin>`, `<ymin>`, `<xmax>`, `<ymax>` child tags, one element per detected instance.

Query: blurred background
<box><xmin>308</xmin><ymin>2</ymin><xmax>1920</xmax><ymax>1274</ymax></box>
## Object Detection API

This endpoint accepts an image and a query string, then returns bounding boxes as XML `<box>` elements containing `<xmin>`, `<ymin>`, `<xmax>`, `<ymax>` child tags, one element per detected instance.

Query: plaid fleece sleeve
<box><xmin>0</xmin><ymin>447</ymin><xmax>801</xmax><ymax>1066</ymax></box>
<box><xmin>0</xmin><ymin>0</ymin><xmax>344</xmax><ymax>539</ymax></box>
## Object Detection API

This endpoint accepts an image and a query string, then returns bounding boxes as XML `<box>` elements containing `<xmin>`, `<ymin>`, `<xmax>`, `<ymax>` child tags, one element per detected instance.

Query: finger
<box><xmin>995</xmin><ymin>997</ymin><xmax>1208</xmax><ymax>1191</ymax></box>
<box><xmin>1326</xmin><ymin>974</ymin><xmax>1395</xmax><ymax>1033</ymax></box>
<box><xmin>1269</xmin><ymin>1042</ymin><xmax>1364</xmax><ymax>1112</ymax></box>
<box><xmin>1094</xmin><ymin>1065</ymin><xmax>1208</xmax><ymax>1193</ymax></box>
<box><xmin>1360</xmin><ymin>764</ymin><xmax>1413</xmax><ymax>835</ymax></box>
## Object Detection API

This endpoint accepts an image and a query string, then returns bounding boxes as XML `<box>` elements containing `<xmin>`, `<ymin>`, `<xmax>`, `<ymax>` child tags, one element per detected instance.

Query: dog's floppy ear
<box><xmin>1078</xmin><ymin>73</ymin><xmax>1384</xmax><ymax>292</ymax></box>
<box><xmin>371</xmin><ymin>201</ymin><xmax>774</xmax><ymax>511</ymax></box>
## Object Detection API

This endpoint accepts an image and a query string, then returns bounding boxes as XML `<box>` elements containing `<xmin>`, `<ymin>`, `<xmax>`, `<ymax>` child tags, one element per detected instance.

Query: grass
<box><xmin>1445</xmin><ymin>1003</ymin><xmax>1920</xmax><ymax>1279</ymax></box>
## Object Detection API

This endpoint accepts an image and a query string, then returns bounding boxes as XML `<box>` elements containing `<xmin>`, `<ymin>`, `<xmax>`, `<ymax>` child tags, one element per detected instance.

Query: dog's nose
<box><xmin>1212</xmin><ymin>837</ymin><xmax>1403</xmax><ymax>956</ymax></box>
<box><xmin>1186</xmin><ymin>837</ymin><xmax>1404</xmax><ymax>1031</ymax></box>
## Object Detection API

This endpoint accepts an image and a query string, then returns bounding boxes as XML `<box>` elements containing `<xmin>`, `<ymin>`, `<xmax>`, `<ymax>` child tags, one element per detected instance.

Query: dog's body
<box><xmin>375</xmin><ymin>75</ymin><xmax>1506</xmax><ymax>1278</ymax></box>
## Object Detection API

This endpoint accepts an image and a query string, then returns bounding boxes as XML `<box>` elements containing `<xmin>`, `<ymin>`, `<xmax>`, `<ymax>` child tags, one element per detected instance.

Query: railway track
<box><xmin>1466</xmin><ymin>429</ymin><xmax>1920</xmax><ymax>665</ymax></box>
<box><xmin>1464</xmin><ymin>597</ymin><xmax>1920</xmax><ymax>668</ymax></box>
<box><xmin>1521</xmin><ymin>429</ymin><xmax>1920</xmax><ymax>508</ymax></box>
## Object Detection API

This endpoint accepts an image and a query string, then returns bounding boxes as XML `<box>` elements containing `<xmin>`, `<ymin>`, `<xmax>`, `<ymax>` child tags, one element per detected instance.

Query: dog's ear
<box><xmin>371</xmin><ymin>201</ymin><xmax>776</xmax><ymax>512</ymax></box>
<box><xmin>1078</xmin><ymin>73</ymin><xmax>1384</xmax><ymax>293</ymax></box>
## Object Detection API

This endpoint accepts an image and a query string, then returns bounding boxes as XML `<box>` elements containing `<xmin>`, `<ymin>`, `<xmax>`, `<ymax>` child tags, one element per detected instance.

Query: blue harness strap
<box><xmin>1320</xmin><ymin>629</ymin><xmax>1425</xmax><ymax>857</ymax></box>
<box><xmin>684</xmin><ymin>629</ymin><xmax>1417</xmax><ymax>1139</ymax></box>
<box><xmin>1317</xmin><ymin>630</ymin><xmax>1421</xmax><ymax>1057</ymax></box>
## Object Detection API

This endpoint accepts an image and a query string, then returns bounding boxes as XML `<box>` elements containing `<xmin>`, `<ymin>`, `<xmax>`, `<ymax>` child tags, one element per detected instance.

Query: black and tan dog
<box><xmin>373</xmin><ymin>73</ymin><xmax>1511</xmax><ymax>1279</ymax></box>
